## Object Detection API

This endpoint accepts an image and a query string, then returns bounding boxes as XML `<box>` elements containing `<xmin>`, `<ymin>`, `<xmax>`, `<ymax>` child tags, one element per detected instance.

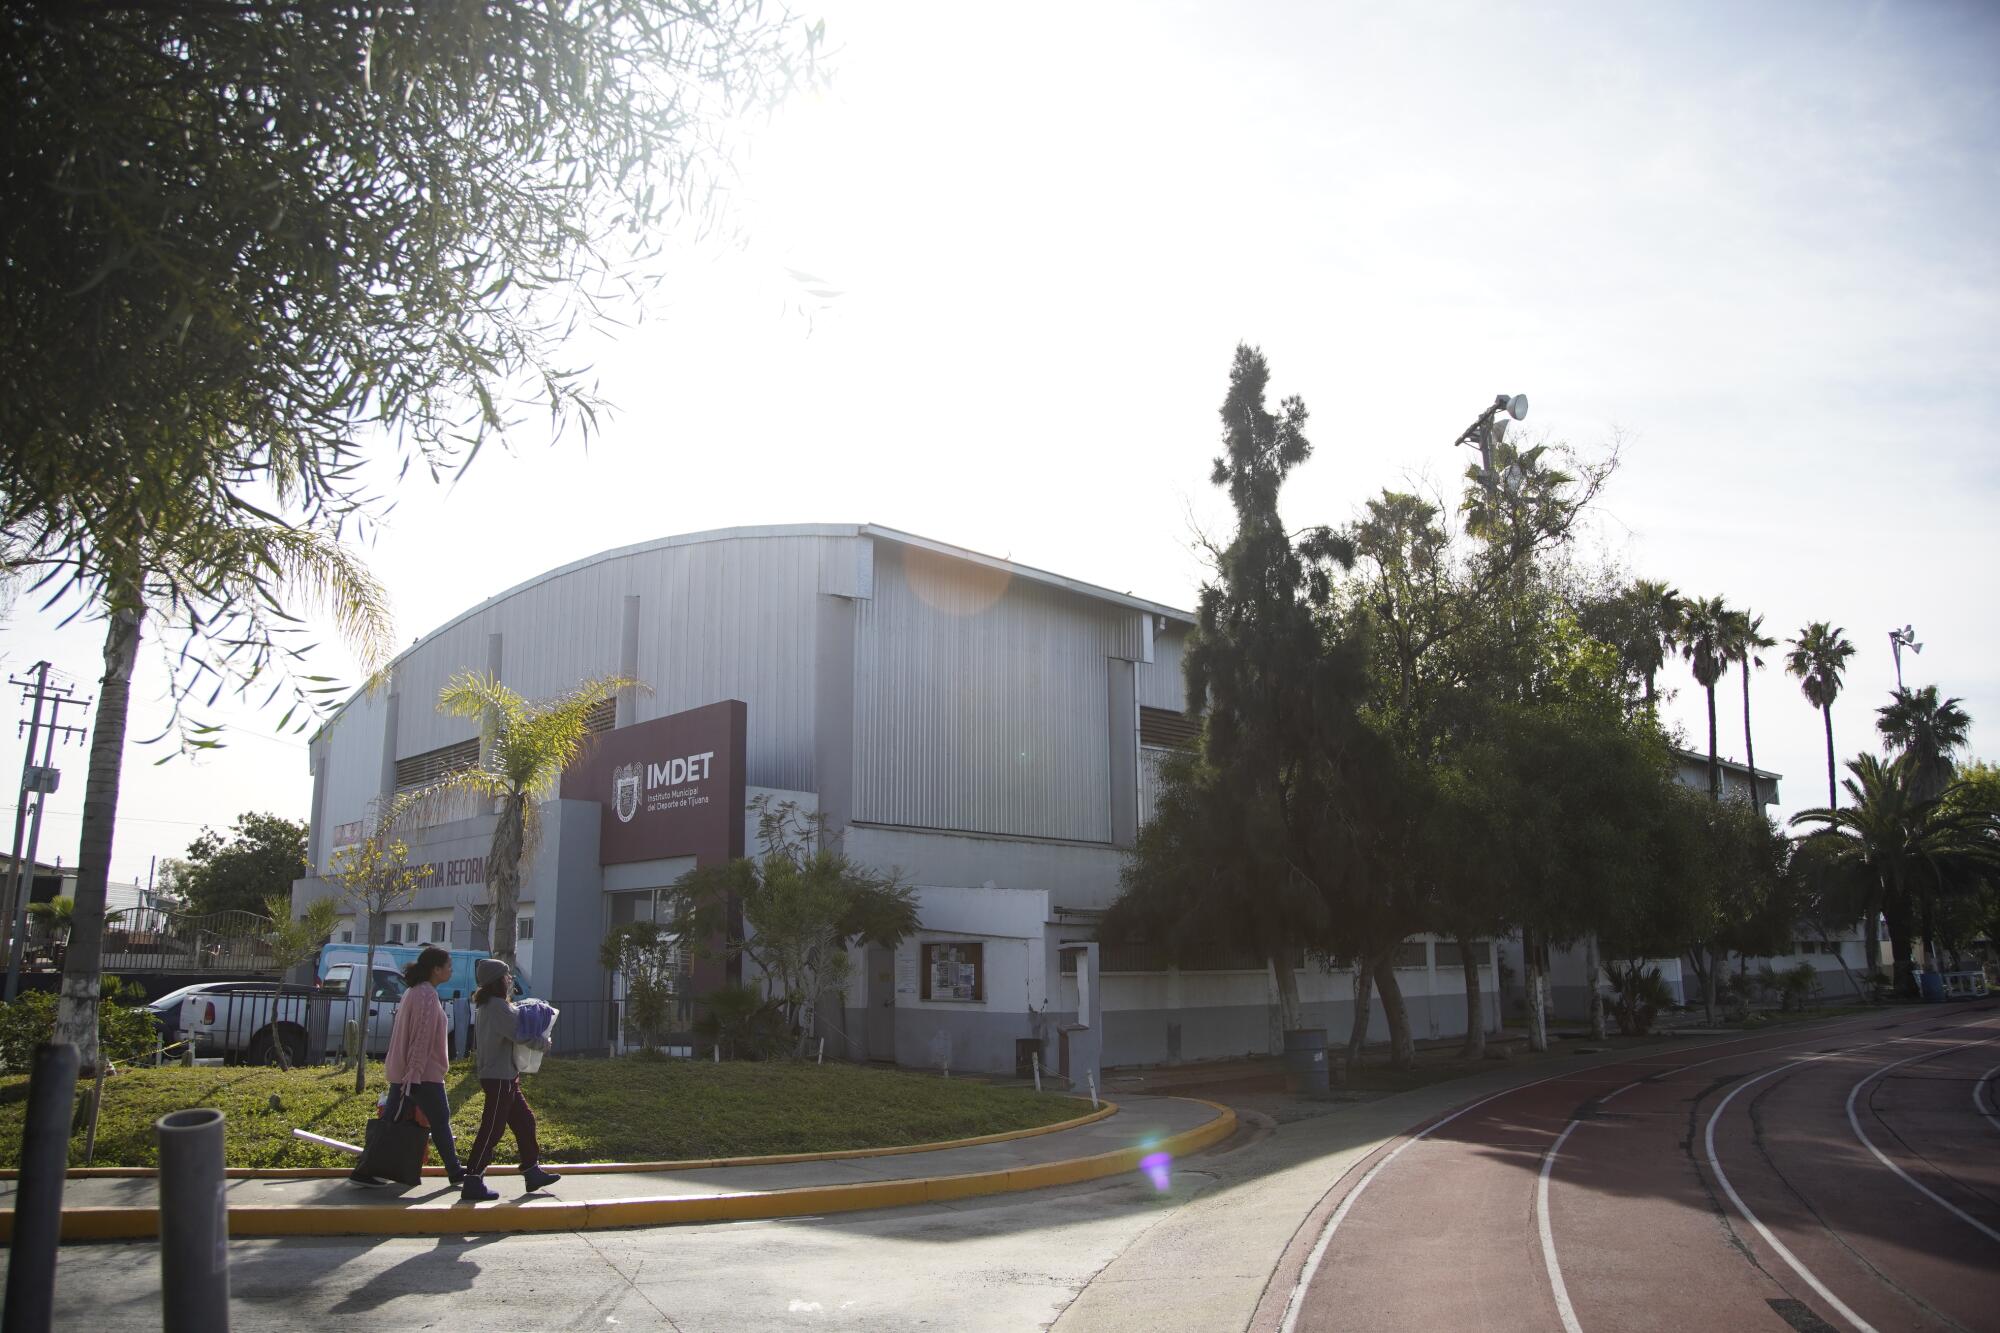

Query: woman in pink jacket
<box><xmin>353</xmin><ymin>946</ymin><xmax>464</xmax><ymax>1187</ymax></box>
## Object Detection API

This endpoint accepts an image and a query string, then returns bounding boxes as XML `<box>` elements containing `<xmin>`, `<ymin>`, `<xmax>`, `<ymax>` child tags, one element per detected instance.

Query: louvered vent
<box><xmin>1138</xmin><ymin>706</ymin><xmax>1200</xmax><ymax>749</ymax></box>
<box><xmin>394</xmin><ymin>738</ymin><xmax>480</xmax><ymax>792</ymax></box>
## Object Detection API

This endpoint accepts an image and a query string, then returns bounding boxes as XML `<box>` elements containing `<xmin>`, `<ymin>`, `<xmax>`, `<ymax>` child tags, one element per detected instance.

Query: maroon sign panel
<box><xmin>560</xmin><ymin>700</ymin><xmax>747</xmax><ymax>867</ymax></box>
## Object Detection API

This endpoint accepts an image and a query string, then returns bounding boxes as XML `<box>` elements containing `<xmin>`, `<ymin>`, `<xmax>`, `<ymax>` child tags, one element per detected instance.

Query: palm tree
<box><xmin>1876</xmin><ymin>685</ymin><xmax>1971</xmax><ymax>802</ymax></box>
<box><xmin>1785</xmin><ymin>623</ymin><xmax>1856</xmax><ymax>809</ymax></box>
<box><xmin>1676</xmin><ymin>595</ymin><xmax>1732</xmax><ymax>801</ymax></box>
<box><xmin>1628</xmin><ymin>579</ymin><xmax>1681</xmax><ymax>708</ymax></box>
<box><xmin>53</xmin><ymin>521</ymin><xmax>390</xmax><ymax>1074</ymax></box>
<box><xmin>422</xmin><ymin>672</ymin><xmax>636</xmax><ymax>975</ymax></box>
<box><xmin>1792</xmin><ymin>754</ymin><xmax>2000</xmax><ymax>998</ymax></box>
<box><xmin>1725</xmin><ymin>609</ymin><xmax>1775</xmax><ymax>804</ymax></box>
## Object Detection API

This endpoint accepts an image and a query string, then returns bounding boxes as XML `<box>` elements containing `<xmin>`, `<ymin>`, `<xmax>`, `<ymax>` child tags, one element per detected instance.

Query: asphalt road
<box><xmin>1262</xmin><ymin>1000</ymin><xmax>2000</xmax><ymax>1333</ymax></box>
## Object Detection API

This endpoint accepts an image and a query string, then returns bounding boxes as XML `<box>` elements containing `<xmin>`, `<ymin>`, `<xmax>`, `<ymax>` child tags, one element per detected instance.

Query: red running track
<box><xmin>1257</xmin><ymin>1001</ymin><xmax>2000</xmax><ymax>1333</ymax></box>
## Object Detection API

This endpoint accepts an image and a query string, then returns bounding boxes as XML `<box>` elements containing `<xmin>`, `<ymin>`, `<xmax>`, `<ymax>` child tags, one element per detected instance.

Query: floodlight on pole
<box><xmin>1452</xmin><ymin>393</ymin><xmax>1530</xmax><ymax>490</ymax></box>
<box><xmin>1888</xmin><ymin>624</ymin><xmax>1922</xmax><ymax>690</ymax></box>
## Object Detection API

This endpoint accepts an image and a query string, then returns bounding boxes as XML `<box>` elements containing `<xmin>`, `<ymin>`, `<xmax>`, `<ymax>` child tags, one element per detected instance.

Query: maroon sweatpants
<box><xmin>463</xmin><ymin>1077</ymin><xmax>539</xmax><ymax>1175</ymax></box>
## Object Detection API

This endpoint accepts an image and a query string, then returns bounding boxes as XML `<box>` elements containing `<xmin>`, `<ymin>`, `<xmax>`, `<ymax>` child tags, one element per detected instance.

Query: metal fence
<box><xmin>99</xmin><ymin>908</ymin><xmax>276</xmax><ymax>975</ymax></box>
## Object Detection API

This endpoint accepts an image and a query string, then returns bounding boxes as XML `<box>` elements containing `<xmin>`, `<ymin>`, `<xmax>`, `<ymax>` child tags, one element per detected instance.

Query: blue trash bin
<box><xmin>1919</xmin><ymin>970</ymin><xmax>1946</xmax><ymax>1003</ymax></box>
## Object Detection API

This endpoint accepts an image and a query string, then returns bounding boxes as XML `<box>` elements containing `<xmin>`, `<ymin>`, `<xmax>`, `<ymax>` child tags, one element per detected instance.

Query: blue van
<box><xmin>316</xmin><ymin>942</ymin><xmax>532</xmax><ymax>1004</ymax></box>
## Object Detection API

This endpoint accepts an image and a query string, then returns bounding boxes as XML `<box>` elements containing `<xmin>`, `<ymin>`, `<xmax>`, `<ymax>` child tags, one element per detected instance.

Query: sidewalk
<box><xmin>0</xmin><ymin>1093</ymin><xmax>1232</xmax><ymax>1241</ymax></box>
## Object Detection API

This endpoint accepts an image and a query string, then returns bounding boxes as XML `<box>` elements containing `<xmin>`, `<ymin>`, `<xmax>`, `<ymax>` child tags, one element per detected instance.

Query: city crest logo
<box><xmin>613</xmin><ymin>762</ymin><xmax>643</xmax><ymax>824</ymax></box>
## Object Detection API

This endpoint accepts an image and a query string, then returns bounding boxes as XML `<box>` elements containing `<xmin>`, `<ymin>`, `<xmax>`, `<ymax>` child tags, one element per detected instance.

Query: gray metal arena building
<box><xmin>292</xmin><ymin>523</ymin><xmax>1506</xmax><ymax>1081</ymax></box>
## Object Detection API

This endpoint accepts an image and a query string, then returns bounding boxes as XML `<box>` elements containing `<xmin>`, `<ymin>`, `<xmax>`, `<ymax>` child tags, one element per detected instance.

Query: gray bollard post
<box><xmin>156</xmin><ymin>1108</ymin><xmax>230</xmax><ymax>1333</ymax></box>
<box><xmin>3</xmin><ymin>1041</ymin><xmax>80</xmax><ymax>1333</ymax></box>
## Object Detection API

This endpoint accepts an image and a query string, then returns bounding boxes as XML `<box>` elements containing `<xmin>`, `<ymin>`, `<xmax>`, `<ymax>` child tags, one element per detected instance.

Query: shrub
<box><xmin>1776</xmin><ymin>961</ymin><xmax>1820</xmax><ymax>1012</ymax></box>
<box><xmin>1721</xmin><ymin>971</ymin><xmax>1758</xmax><ymax>1022</ymax></box>
<box><xmin>1608</xmin><ymin>963</ymin><xmax>1674</xmax><ymax>1036</ymax></box>
<box><xmin>693</xmin><ymin>983</ymin><xmax>789</xmax><ymax>1060</ymax></box>
<box><xmin>0</xmin><ymin>979</ymin><xmax>156</xmax><ymax>1073</ymax></box>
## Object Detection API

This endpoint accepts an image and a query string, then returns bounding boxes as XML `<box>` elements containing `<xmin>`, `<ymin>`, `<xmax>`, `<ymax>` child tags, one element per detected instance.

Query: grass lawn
<box><xmin>0</xmin><ymin>1057</ymin><xmax>1092</xmax><ymax>1169</ymax></box>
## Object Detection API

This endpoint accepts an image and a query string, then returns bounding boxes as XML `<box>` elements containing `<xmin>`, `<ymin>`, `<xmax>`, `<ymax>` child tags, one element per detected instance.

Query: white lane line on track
<box><xmin>1276</xmin><ymin>1018</ymin><xmax>1893</xmax><ymax>1333</ymax></box>
<box><xmin>1845</xmin><ymin>1037</ymin><xmax>2000</xmax><ymax>1245</ymax></box>
<box><xmin>1274</xmin><ymin>1063</ymin><xmax>1609</xmax><ymax>1333</ymax></box>
<box><xmin>1536</xmin><ymin>1119</ymin><xmax>1585</xmax><ymax>1333</ymax></box>
<box><xmin>1705</xmin><ymin>1062</ymin><xmax>1881</xmax><ymax>1333</ymax></box>
<box><xmin>1976</xmin><ymin>1063</ymin><xmax>2000</xmax><ymax>1135</ymax></box>
<box><xmin>1533</xmin><ymin>1017</ymin><xmax>1995</xmax><ymax>1333</ymax></box>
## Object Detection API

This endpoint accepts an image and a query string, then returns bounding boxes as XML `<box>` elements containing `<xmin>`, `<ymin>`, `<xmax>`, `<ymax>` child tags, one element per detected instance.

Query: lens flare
<box><xmin>1139</xmin><ymin>1150</ymin><xmax>1172</xmax><ymax>1191</ymax></box>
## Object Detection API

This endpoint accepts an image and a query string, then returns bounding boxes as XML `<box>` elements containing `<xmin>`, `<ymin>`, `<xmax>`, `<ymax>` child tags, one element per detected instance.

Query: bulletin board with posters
<box><xmin>920</xmin><ymin>941</ymin><xmax>984</xmax><ymax>1003</ymax></box>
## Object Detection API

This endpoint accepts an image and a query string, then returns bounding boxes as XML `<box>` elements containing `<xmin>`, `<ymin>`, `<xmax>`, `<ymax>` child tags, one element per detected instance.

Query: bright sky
<box><xmin>5</xmin><ymin>0</ymin><xmax>1996</xmax><ymax>886</ymax></box>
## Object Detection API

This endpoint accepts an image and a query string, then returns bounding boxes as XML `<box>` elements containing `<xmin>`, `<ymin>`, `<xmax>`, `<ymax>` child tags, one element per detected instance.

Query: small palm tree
<box><xmin>1676</xmin><ymin>595</ymin><xmax>1732</xmax><ymax>800</ymax></box>
<box><xmin>1792</xmin><ymin>754</ymin><xmax>2000</xmax><ymax>998</ymax></box>
<box><xmin>1785</xmin><ymin>622</ymin><xmax>1856</xmax><ymax>809</ymax></box>
<box><xmin>423</xmin><ymin>672</ymin><xmax>637</xmax><ymax>974</ymax></box>
<box><xmin>1725</xmin><ymin>609</ymin><xmax>1775</xmax><ymax>802</ymax></box>
<box><xmin>1876</xmin><ymin>685</ymin><xmax>1971</xmax><ymax>803</ymax></box>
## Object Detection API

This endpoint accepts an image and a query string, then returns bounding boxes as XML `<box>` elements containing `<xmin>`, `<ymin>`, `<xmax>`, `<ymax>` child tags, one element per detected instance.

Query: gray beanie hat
<box><xmin>474</xmin><ymin>958</ymin><xmax>510</xmax><ymax>989</ymax></box>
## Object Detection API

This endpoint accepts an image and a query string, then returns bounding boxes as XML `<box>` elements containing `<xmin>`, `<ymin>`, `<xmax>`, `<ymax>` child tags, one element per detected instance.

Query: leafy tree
<box><xmin>421</xmin><ymin>672</ymin><xmax>633</xmax><ymax>976</ymax></box>
<box><xmin>1876</xmin><ymin>685</ymin><xmax>1971</xmax><ymax>802</ymax></box>
<box><xmin>179</xmin><ymin>813</ymin><xmax>310</xmax><ymax>917</ymax></box>
<box><xmin>600</xmin><ymin>921</ymin><xmax>684</xmax><ymax>1052</ymax></box>
<box><xmin>1785</xmin><ymin>623</ymin><xmax>1857</xmax><ymax>809</ymax></box>
<box><xmin>1675</xmin><ymin>594</ymin><xmax>1733</xmax><ymax>801</ymax></box>
<box><xmin>667</xmin><ymin>798</ymin><xmax>918</xmax><ymax>1056</ymax></box>
<box><xmin>1107</xmin><ymin>748</ymin><xmax>1319</xmax><ymax>1018</ymax></box>
<box><xmin>8</xmin><ymin>0</ymin><xmax>817</xmax><ymax>1074</ymax></box>
<box><xmin>1171</xmin><ymin>345</ymin><xmax>1365</xmax><ymax>1038</ymax></box>
<box><xmin>326</xmin><ymin>796</ymin><xmax>432</xmax><ymax>1090</ymax></box>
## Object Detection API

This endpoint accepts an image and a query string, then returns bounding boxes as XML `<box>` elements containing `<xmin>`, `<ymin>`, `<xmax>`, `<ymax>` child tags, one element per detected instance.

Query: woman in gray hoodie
<box><xmin>460</xmin><ymin>957</ymin><xmax>561</xmax><ymax>1202</ymax></box>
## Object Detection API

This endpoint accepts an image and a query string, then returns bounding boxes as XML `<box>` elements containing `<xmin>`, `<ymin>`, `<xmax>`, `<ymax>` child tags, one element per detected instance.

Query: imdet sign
<box><xmin>561</xmin><ymin>699</ymin><xmax>747</xmax><ymax>866</ymax></box>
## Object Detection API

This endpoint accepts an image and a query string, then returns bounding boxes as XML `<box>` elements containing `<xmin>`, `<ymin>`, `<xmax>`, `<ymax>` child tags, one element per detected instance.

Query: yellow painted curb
<box><xmin>16</xmin><ymin>1098</ymin><xmax>1112</xmax><ymax>1181</ymax></box>
<box><xmin>0</xmin><ymin>1099</ymin><xmax>1235</xmax><ymax>1243</ymax></box>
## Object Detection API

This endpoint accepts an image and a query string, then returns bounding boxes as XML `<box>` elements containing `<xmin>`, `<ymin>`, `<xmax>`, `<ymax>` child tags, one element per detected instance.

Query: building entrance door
<box><xmin>866</xmin><ymin>943</ymin><xmax>896</xmax><ymax>1062</ymax></box>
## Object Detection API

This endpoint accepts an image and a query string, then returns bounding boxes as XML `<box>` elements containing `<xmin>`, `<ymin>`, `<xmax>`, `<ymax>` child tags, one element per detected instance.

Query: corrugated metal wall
<box><xmin>320</xmin><ymin>686</ymin><xmax>387</xmax><ymax>873</ymax></box>
<box><xmin>852</xmin><ymin>543</ymin><xmax>1134</xmax><ymax>843</ymax></box>
<box><xmin>377</xmin><ymin>531</ymin><xmax>838</xmax><ymax>796</ymax></box>
<box><xmin>1137</xmin><ymin>628</ymin><xmax>1188</xmax><ymax>711</ymax></box>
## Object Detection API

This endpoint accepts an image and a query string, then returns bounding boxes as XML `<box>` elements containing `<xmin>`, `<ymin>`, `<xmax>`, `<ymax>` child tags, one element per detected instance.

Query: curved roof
<box><xmin>314</xmin><ymin>523</ymin><xmax>1194</xmax><ymax>743</ymax></box>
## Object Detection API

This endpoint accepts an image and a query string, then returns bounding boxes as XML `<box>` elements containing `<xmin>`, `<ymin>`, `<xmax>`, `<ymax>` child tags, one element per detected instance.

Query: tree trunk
<box><xmin>490</xmin><ymin>795</ymin><xmax>525</xmax><ymax>972</ymax></box>
<box><xmin>1707</xmin><ymin>946</ymin><xmax>1722</xmax><ymax>1024</ymax></box>
<box><xmin>1817</xmin><ymin>923</ymin><xmax>1863</xmax><ymax>1005</ymax></box>
<box><xmin>1458</xmin><ymin>938</ymin><xmax>1485</xmax><ymax>1060</ymax></box>
<box><xmin>1705</xmin><ymin>683</ymin><xmax>1721</xmax><ymax>801</ymax></box>
<box><xmin>1685</xmin><ymin>949</ymin><xmax>1713</xmax><ymax>1026</ymax></box>
<box><xmin>1269</xmin><ymin>950</ymin><xmax>1302</xmax><ymax>1034</ymax></box>
<box><xmin>1523</xmin><ymin>934</ymin><xmax>1548</xmax><ymax>1054</ymax></box>
<box><xmin>1862</xmin><ymin>907</ymin><xmax>1882</xmax><ymax>1000</ymax></box>
<box><xmin>355</xmin><ymin>922</ymin><xmax>380</xmax><ymax>1093</ymax></box>
<box><xmin>1585</xmin><ymin>933</ymin><xmax>1606</xmax><ymax>1041</ymax></box>
<box><xmin>1344</xmin><ymin>960</ymin><xmax>1375</xmax><ymax>1077</ymax></box>
<box><xmin>54</xmin><ymin>597</ymin><xmax>143</xmax><ymax>1075</ymax></box>
<box><xmin>1883</xmin><ymin>878</ymin><xmax>1917</xmax><ymax>998</ymax></box>
<box><xmin>1740</xmin><ymin>659</ymin><xmax>1758</xmax><ymax>804</ymax></box>
<box><xmin>1920</xmin><ymin>895</ymin><xmax>1938</xmax><ymax>980</ymax></box>
<box><xmin>1821</xmin><ymin>703</ymin><xmax>1838</xmax><ymax>810</ymax></box>
<box><xmin>1373</xmin><ymin>959</ymin><xmax>1415</xmax><ymax>1071</ymax></box>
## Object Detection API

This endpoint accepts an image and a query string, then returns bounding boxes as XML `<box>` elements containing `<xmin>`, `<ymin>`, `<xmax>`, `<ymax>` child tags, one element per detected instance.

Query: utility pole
<box><xmin>4</xmin><ymin>664</ymin><xmax>92</xmax><ymax>1000</ymax></box>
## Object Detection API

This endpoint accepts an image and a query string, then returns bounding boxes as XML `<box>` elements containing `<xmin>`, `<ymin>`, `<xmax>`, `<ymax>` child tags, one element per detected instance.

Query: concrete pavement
<box><xmin>0</xmin><ymin>1094</ymin><xmax>1230</xmax><ymax>1239</ymax></box>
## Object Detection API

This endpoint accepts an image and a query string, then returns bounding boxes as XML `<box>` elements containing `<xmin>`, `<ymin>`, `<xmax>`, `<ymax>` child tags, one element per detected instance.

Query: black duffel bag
<box><xmin>351</xmin><ymin>1101</ymin><xmax>430</xmax><ymax>1186</ymax></box>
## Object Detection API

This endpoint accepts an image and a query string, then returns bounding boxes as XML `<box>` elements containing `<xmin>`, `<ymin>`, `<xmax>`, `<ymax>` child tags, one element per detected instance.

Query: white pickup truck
<box><xmin>180</xmin><ymin>959</ymin><xmax>413</xmax><ymax>1066</ymax></box>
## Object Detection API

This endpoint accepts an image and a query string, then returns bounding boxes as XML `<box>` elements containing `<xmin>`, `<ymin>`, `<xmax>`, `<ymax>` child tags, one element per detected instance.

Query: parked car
<box><xmin>180</xmin><ymin>962</ymin><xmax>409</xmax><ymax>1066</ymax></box>
<box><xmin>146</xmin><ymin>980</ymin><xmax>270</xmax><ymax>1049</ymax></box>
